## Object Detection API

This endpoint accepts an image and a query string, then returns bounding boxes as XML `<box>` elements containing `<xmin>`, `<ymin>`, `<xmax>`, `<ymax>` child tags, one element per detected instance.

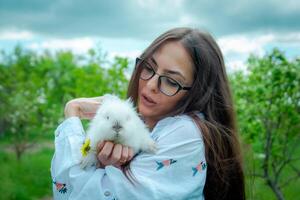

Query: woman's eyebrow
<box><xmin>164</xmin><ymin>69</ymin><xmax>186</xmax><ymax>81</ymax></box>
<box><xmin>151</xmin><ymin>57</ymin><xmax>186</xmax><ymax>81</ymax></box>
<box><xmin>150</xmin><ymin>57</ymin><xmax>158</xmax><ymax>67</ymax></box>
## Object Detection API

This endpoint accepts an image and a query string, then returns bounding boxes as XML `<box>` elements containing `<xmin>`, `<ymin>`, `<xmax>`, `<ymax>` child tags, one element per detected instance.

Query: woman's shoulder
<box><xmin>150</xmin><ymin>112</ymin><xmax>205</xmax><ymax>142</ymax></box>
<box><xmin>154</xmin><ymin>112</ymin><xmax>204</xmax><ymax>131</ymax></box>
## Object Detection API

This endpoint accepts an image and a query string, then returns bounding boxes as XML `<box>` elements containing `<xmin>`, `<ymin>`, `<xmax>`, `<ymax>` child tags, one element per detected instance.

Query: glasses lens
<box><xmin>140</xmin><ymin>61</ymin><xmax>154</xmax><ymax>80</ymax></box>
<box><xmin>160</xmin><ymin>76</ymin><xmax>180</xmax><ymax>96</ymax></box>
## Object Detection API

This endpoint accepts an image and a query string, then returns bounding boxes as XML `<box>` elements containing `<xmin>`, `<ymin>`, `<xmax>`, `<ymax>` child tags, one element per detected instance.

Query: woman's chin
<box><xmin>138</xmin><ymin>105</ymin><xmax>151</xmax><ymax>118</ymax></box>
<box><xmin>138</xmin><ymin>103</ymin><xmax>157</xmax><ymax>118</ymax></box>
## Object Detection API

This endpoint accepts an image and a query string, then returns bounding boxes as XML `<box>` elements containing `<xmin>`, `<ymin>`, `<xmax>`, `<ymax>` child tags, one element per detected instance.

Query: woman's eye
<box><xmin>145</xmin><ymin>65</ymin><xmax>154</xmax><ymax>73</ymax></box>
<box><xmin>166</xmin><ymin>78</ymin><xmax>178</xmax><ymax>87</ymax></box>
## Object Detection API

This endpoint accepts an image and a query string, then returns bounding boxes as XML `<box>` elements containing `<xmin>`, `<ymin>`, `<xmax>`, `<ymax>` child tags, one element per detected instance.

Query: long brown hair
<box><xmin>126</xmin><ymin>27</ymin><xmax>245</xmax><ymax>199</ymax></box>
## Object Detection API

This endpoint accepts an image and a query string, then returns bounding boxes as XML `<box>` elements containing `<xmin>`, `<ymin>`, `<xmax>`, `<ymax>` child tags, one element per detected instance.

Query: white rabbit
<box><xmin>80</xmin><ymin>94</ymin><xmax>157</xmax><ymax>169</ymax></box>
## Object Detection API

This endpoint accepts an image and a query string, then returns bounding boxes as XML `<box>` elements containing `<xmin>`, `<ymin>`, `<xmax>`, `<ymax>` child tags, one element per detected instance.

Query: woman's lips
<box><xmin>141</xmin><ymin>94</ymin><xmax>157</xmax><ymax>107</ymax></box>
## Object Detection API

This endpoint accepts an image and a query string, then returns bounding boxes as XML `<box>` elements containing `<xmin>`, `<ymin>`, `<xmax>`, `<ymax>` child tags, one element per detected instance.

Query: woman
<box><xmin>51</xmin><ymin>27</ymin><xmax>245</xmax><ymax>199</ymax></box>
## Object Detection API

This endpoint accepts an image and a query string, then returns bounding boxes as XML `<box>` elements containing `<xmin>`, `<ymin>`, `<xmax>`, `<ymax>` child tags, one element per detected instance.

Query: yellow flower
<box><xmin>81</xmin><ymin>139</ymin><xmax>91</xmax><ymax>157</ymax></box>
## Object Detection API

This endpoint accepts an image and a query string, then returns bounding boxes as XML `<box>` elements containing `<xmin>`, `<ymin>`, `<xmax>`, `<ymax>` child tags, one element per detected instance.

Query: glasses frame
<box><xmin>136</xmin><ymin>57</ymin><xmax>192</xmax><ymax>96</ymax></box>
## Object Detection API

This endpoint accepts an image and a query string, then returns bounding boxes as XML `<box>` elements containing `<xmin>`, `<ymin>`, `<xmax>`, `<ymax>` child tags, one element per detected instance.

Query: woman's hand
<box><xmin>96</xmin><ymin>141</ymin><xmax>134</xmax><ymax>169</ymax></box>
<box><xmin>64</xmin><ymin>97</ymin><xmax>103</xmax><ymax>119</ymax></box>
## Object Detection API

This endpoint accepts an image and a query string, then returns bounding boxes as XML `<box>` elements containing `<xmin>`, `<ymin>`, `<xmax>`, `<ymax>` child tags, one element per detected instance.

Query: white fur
<box><xmin>80</xmin><ymin>94</ymin><xmax>157</xmax><ymax>169</ymax></box>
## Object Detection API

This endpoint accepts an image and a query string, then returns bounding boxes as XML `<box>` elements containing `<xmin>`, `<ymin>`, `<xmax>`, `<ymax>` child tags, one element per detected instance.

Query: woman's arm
<box><xmin>51</xmin><ymin>114</ymin><xmax>207</xmax><ymax>200</ymax></box>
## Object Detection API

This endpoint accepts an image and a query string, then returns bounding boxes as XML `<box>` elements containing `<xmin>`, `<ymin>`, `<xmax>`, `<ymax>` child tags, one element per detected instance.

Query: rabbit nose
<box><xmin>112</xmin><ymin>122</ymin><xmax>122</xmax><ymax>132</ymax></box>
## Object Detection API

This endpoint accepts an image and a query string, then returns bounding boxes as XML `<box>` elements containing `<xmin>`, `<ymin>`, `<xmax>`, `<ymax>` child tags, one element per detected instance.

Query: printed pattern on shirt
<box><xmin>53</xmin><ymin>180</ymin><xmax>67</xmax><ymax>194</ymax></box>
<box><xmin>156</xmin><ymin>159</ymin><xmax>177</xmax><ymax>170</ymax></box>
<box><xmin>192</xmin><ymin>161</ymin><xmax>207</xmax><ymax>176</ymax></box>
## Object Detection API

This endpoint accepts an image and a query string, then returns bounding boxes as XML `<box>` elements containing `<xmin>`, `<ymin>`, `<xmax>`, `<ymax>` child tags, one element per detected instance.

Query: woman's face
<box><xmin>138</xmin><ymin>41</ymin><xmax>194</xmax><ymax>126</ymax></box>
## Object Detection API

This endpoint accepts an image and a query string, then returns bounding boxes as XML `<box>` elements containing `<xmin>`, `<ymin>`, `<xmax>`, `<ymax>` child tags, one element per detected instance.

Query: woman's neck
<box><xmin>143</xmin><ymin>117</ymin><xmax>158</xmax><ymax>131</ymax></box>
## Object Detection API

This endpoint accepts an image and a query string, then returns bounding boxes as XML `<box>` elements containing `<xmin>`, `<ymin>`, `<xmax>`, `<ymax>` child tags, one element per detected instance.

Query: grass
<box><xmin>244</xmin><ymin>147</ymin><xmax>300</xmax><ymax>200</ymax></box>
<box><xmin>0</xmin><ymin>146</ymin><xmax>54</xmax><ymax>200</ymax></box>
<box><xmin>0</xmin><ymin>139</ymin><xmax>299</xmax><ymax>200</ymax></box>
<box><xmin>246</xmin><ymin>172</ymin><xmax>300</xmax><ymax>200</ymax></box>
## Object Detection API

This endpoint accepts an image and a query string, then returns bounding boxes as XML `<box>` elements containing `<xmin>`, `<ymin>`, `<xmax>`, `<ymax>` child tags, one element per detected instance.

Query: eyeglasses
<box><xmin>136</xmin><ymin>57</ymin><xmax>192</xmax><ymax>96</ymax></box>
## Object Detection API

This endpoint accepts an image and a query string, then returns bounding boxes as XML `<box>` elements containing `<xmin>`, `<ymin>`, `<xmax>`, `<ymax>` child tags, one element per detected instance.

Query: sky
<box><xmin>0</xmin><ymin>0</ymin><xmax>299</xmax><ymax>72</ymax></box>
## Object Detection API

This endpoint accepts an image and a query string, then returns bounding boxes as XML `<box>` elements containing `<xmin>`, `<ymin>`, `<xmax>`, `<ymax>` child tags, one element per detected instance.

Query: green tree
<box><xmin>231</xmin><ymin>49</ymin><xmax>300</xmax><ymax>200</ymax></box>
<box><xmin>0</xmin><ymin>46</ymin><xmax>130</xmax><ymax>159</ymax></box>
<box><xmin>0</xmin><ymin>46</ymin><xmax>44</xmax><ymax>159</ymax></box>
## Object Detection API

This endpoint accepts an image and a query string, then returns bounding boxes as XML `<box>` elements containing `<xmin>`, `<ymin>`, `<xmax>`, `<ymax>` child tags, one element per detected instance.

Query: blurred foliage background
<box><xmin>0</xmin><ymin>46</ymin><xmax>299</xmax><ymax>200</ymax></box>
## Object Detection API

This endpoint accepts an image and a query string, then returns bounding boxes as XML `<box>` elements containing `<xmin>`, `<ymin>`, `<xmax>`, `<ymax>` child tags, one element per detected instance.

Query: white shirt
<box><xmin>51</xmin><ymin>113</ymin><xmax>207</xmax><ymax>200</ymax></box>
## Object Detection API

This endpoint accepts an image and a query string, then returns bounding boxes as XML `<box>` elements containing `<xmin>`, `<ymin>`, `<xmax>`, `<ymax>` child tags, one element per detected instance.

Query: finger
<box><xmin>97</xmin><ymin>141</ymin><xmax>105</xmax><ymax>153</ymax></box>
<box><xmin>98</xmin><ymin>141</ymin><xmax>114</xmax><ymax>161</ymax></box>
<box><xmin>111</xmin><ymin>144</ymin><xmax>122</xmax><ymax>164</ymax></box>
<box><xmin>120</xmin><ymin>146</ymin><xmax>129</xmax><ymax>163</ymax></box>
<box><xmin>128</xmin><ymin>148</ymin><xmax>134</xmax><ymax>161</ymax></box>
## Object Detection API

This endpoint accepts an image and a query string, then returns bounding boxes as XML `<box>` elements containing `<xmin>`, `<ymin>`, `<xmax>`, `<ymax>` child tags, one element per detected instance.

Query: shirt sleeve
<box><xmin>51</xmin><ymin>115</ymin><xmax>207</xmax><ymax>200</ymax></box>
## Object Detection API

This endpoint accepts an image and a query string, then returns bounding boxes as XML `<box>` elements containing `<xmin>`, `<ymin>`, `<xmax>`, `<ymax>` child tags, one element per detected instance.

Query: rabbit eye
<box><xmin>106</xmin><ymin>116</ymin><xmax>109</xmax><ymax>120</ymax></box>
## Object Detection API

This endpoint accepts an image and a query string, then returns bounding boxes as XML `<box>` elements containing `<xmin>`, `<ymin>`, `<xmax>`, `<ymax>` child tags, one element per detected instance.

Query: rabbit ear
<box><xmin>126</xmin><ymin>97</ymin><xmax>133</xmax><ymax>103</ymax></box>
<box><xmin>125</xmin><ymin>97</ymin><xmax>138</xmax><ymax>112</ymax></box>
<box><xmin>126</xmin><ymin>97</ymin><xmax>135</xmax><ymax>107</ymax></box>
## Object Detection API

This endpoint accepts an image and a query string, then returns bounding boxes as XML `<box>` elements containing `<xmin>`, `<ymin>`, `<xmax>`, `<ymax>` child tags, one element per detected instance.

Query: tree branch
<box><xmin>280</xmin><ymin>163</ymin><xmax>300</xmax><ymax>188</ymax></box>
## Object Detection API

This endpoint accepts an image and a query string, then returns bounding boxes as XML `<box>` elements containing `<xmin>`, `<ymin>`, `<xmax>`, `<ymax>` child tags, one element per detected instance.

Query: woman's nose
<box><xmin>145</xmin><ymin>74</ymin><xmax>159</xmax><ymax>93</ymax></box>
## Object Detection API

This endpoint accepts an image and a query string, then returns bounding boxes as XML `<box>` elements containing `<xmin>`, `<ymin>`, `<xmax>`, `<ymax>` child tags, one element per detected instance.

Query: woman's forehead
<box><xmin>151</xmin><ymin>41</ymin><xmax>194</xmax><ymax>80</ymax></box>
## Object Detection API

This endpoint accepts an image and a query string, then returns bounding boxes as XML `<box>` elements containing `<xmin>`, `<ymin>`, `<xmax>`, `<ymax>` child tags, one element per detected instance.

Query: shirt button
<box><xmin>104</xmin><ymin>190</ymin><xmax>111</xmax><ymax>197</ymax></box>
